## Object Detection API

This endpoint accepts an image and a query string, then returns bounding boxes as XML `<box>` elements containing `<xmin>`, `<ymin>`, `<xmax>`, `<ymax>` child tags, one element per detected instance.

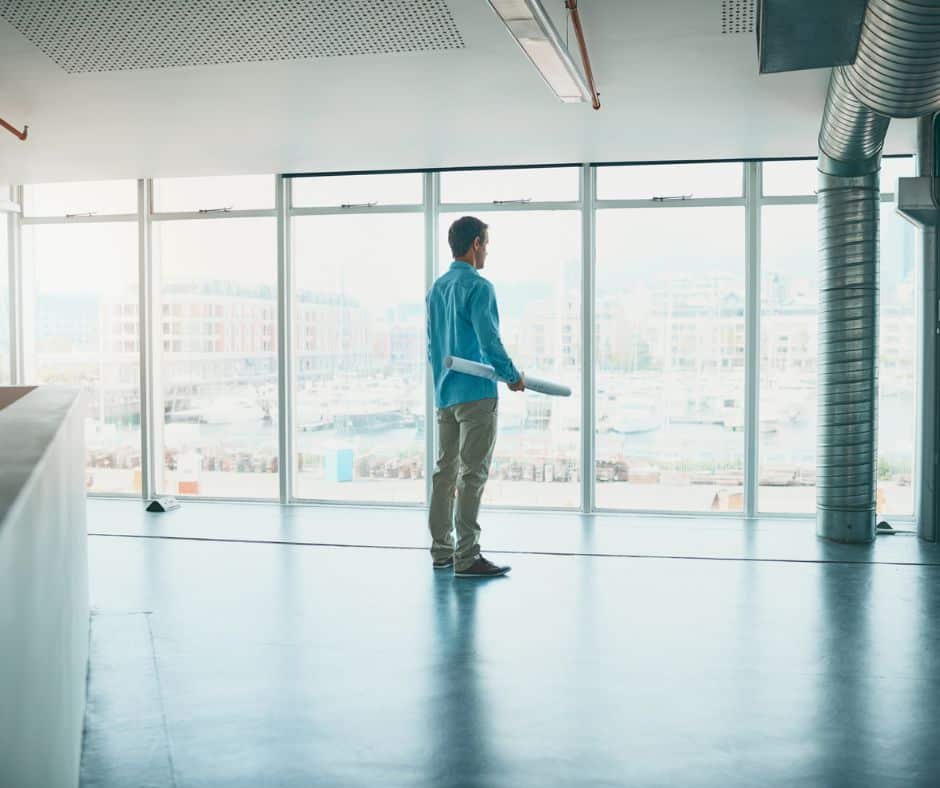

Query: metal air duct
<box><xmin>816</xmin><ymin>0</ymin><xmax>940</xmax><ymax>543</ymax></box>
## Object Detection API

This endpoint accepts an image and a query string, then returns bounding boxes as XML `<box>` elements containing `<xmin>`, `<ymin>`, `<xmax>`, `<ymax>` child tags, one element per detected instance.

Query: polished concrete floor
<box><xmin>81</xmin><ymin>501</ymin><xmax>940</xmax><ymax>787</ymax></box>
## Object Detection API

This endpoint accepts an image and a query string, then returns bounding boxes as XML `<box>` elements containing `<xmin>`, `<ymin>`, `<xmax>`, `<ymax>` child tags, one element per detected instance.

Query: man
<box><xmin>426</xmin><ymin>216</ymin><xmax>524</xmax><ymax>578</ymax></box>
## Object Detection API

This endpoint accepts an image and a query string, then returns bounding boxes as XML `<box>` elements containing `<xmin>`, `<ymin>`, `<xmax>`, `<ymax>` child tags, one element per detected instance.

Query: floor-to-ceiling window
<box><xmin>439</xmin><ymin>167</ymin><xmax>582</xmax><ymax>508</ymax></box>
<box><xmin>758</xmin><ymin>157</ymin><xmax>916</xmax><ymax>516</ymax></box>
<box><xmin>758</xmin><ymin>199</ymin><xmax>816</xmax><ymax>513</ymax></box>
<box><xmin>21</xmin><ymin>180</ymin><xmax>141</xmax><ymax>494</ymax></box>
<box><xmin>9</xmin><ymin>158</ymin><xmax>917</xmax><ymax>518</ymax></box>
<box><xmin>152</xmin><ymin>176</ymin><xmax>278</xmax><ymax>499</ymax></box>
<box><xmin>595</xmin><ymin>163</ymin><xmax>746</xmax><ymax>512</ymax></box>
<box><xmin>878</xmin><ymin>198</ymin><xmax>917</xmax><ymax>516</ymax></box>
<box><xmin>290</xmin><ymin>173</ymin><xmax>425</xmax><ymax>503</ymax></box>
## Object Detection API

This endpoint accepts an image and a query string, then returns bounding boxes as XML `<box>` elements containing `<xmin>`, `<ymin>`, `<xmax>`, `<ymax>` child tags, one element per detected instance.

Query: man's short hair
<box><xmin>448</xmin><ymin>216</ymin><xmax>488</xmax><ymax>258</ymax></box>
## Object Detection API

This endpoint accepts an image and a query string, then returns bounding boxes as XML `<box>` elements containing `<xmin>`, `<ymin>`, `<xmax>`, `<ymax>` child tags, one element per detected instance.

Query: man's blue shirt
<box><xmin>426</xmin><ymin>261</ymin><xmax>521</xmax><ymax>409</ymax></box>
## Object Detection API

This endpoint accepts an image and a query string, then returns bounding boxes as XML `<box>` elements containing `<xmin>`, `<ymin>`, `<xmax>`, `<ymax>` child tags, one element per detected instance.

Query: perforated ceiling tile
<box><xmin>0</xmin><ymin>0</ymin><xmax>465</xmax><ymax>73</ymax></box>
<box><xmin>720</xmin><ymin>0</ymin><xmax>755</xmax><ymax>34</ymax></box>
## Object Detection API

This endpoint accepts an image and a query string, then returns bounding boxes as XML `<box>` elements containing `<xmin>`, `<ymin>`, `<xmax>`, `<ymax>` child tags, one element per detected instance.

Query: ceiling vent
<box><xmin>720</xmin><ymin>0</ymin><xmax>756</xmax><ymax>34</ymax></box>
<box><xmin>0</xmin><ymin>0</ymin><xmax>465</xmax><ymax>73</ymax></box>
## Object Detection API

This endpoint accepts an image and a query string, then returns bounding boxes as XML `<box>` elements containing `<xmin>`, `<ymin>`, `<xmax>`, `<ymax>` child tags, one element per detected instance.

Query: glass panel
<box><xmin>0</xmin><ymin>219</ymin><xmax>8</xmax><ymax>384</ymax></box>
<box><xmin>759</xmin><ymin>203</ymin><xmax>917</xmax><ymax>515</ymax></box>
<box><xmin>762</xmin><ymin>160</ymin><xmax>817</xmax><ymax>196</ymax></box>
<box><xmin>440</xmin><ymin>167</ymin><xmax>579</xmax><ymax>204</ymax></box>
<box><xmin>878</xmin><ymin>203</ymin><xmax>916</xmax><ymax>516</ymax></box>
<box><xmin>597</xmin><ymin>162</ymin><xmax>743</xmax><ymax>200</ymax></box>
<box><xmin>292</xmin><ymin>173</ymin><xmax>422</xmax><ymax>207</ymax></box>
<box><xmin>22</xmin><ymin>223</ymin><xmax>141</xmax><ymax>493</ymax></box>
<box><xmin>292</xmin><ymin>213</ymin><xmax>424</xmax><ymax>503</ymax></box>
<box><xmin>23</xmin><ymin>179</ymin><xmax>137</xmax><ymax>217</ymax></box>
<box><xmin>153</xmin><ymin>175</ymin><xmax>274</xmax><ymax>213</ymax></box>
<box><xmin>595</xmin><ymin>207</ymin><xmax>745</xmax><ymax>511</ymax></box>
<box><xmin>759</xmin><ymin>205</ymin><xmax>816</xmax><ymax>513</ymax></box>
<box><xmin>437</xmin><ymin>211</ymin><xmax>582</xmax><ymax>508</ymax></box>
<box><xmin>880</xmin><ymin>156</ymin><xmax>916</xmax><ymax>195</ymax></box>
<box><xmin>154</xmin><ymin>218</ymin><xmax>278</xmax><ymax>499</ymax></box>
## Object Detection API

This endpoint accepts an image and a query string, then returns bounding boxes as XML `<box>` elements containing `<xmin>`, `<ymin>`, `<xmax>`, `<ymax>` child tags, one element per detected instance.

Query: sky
<box><xmin>23</xmin><ymin>222</ymin><xmax>137</xmax><ymax>298</ymax></box>
<box><xmin>292</xmin><ymin>213</ymin><xmax>424</xmax><ymax>309</ymax></box>
<box><xmin>155</xmin><ymin>217</ymin><xmax>277</xmax><ymax>287</ymax></box>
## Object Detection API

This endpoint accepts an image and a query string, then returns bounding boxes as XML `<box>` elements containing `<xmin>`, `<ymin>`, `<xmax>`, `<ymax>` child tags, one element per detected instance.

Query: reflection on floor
<box><xmin>82</xmin><ymin>501</ymin><xmax>940</xmax><ymax>787</ymax></box>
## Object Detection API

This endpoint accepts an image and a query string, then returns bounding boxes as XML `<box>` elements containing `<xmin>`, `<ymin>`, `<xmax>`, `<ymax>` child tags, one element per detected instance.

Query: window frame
<box><xmin>592</xmin><ymin>164</ymin><xmax>749</xmax><ymax>515</ymax></box>
<box><xmin>4</xmin><ymin>158</ymin><xmax>915</xmax><ymax>522</ymax></box>
<box><xmin>286</xmin><ymin>183</ymin><xmax>426</xmax><ymax>507</ymax></box>
<box><xmin>19</xmin><ymin>197</ymin><xmax>143</xmax><ymax>498</ymax></box>
<box><xmin>148</xmin><ymin>179</ymin><xmax>279</xmax><ymax>501</ymax></box>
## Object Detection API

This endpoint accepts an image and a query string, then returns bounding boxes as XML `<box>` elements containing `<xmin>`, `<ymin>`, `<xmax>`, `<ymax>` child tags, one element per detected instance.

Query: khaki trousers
<box><xmin>428</xmin><ymin>397</ymin><xmax>498</xmax><ymax>571</ymax></box>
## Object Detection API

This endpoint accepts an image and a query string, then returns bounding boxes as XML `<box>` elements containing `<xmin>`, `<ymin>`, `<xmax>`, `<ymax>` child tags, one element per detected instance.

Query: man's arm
<box><xmin>468</xmin><ymin>280</ymin><xmax>522</xmax><ymax>385</ymax></box>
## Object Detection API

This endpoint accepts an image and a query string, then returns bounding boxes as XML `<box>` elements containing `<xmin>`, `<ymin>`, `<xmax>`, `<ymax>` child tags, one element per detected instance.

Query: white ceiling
<box><xmin>0</xmin><ymin>0</ymin><xmax>916</xmax><ymax>184</ymax></box>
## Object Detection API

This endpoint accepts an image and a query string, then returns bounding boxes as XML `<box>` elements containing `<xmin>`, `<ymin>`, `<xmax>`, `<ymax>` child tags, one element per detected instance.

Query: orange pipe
<box><xmin>0</xmin><ymin>117</ymin><xmax>28</xmax><ymax>141</ymax></box>
<box><xmin>566</xmin><ymin>0</ymin><xmax>601</xmax><ymax>110</ymax></box>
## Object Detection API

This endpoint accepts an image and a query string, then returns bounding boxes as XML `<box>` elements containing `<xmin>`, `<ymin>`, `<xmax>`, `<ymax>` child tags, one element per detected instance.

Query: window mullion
<box><xmin>277</xmin><ymin>175</ymin><xmax>293</xmax><ymax>504</ymax></box>
<box><xmin>7</xmin><ymin>188</ymin><xmax>23</xmax><ymax>384</ymax></box>
<box><xmin>581</xmin><ymin>164</ymin><xmax>596</xmax><ymax>513</ymax></box>
<box><xmin>744</xmin><ymin>162</ymin><xmax>762</xmax><ymax>517</ymax></box>
<box><xmin>138</xmin><ymin>179</ymin><xmax>158</xmax><ymax>500</ymax></box>
<box><xmin>424</xmin><ymin>171</ymin><xmax>439</xmax><ymax>507</ymax></box>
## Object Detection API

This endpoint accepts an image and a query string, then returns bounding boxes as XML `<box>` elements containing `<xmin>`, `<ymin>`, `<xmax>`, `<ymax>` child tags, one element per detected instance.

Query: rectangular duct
<box><xmin>897</xmin><ymin>177</ymin><xmax>940</xmax><ymax>228</ymax></box>
<box><xmin>756</xmin><ymin>0</ymin><xmax>867</xmax><ymax>74</ymax></box>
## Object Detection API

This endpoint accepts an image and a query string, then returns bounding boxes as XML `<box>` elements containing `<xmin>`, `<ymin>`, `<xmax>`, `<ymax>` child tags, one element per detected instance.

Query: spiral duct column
<box><xmin>815</xmin><ymin>0</ymin><xmax>940</xmax><ymax>543</ymax></box>
<box><xmin>816</xmin><ymin>171</ymin><xmax>881</xmax><ymax>542</ymax></box>
<box><xmin>816</xmin><ymin>67</ymin><xmax>887</xmax><ymax>543</ymax></box>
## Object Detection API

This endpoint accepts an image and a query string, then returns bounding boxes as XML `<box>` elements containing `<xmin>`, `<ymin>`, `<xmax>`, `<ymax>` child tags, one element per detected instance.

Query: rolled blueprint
<box><xmin>444</xmin><ymin>355</ymin><xmax>572</xmax><ymax>397</ymax></box>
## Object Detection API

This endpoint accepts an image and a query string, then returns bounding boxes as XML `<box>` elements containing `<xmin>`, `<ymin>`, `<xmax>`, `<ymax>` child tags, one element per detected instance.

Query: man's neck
<box><xmin>455</xmin><ymin>256</ymin><xmax>476</xmax><ymax>269</ymax></box>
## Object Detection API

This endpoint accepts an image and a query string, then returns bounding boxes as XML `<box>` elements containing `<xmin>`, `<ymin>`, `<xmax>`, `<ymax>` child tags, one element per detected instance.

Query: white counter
<box><xmin>0</xmin><ymin>386</ymin><xmax>88</xmax><ymax>788</ymax></box>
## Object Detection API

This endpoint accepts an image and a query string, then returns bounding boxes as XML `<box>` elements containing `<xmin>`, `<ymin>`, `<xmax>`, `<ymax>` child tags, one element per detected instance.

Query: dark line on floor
<box><xmin>87</xmin><ymin>531</ymin><xmax>940</xmax><ymax>568</ymax></box>
<box><xmin>144</xmin><ymin>612</ymin><xmax>179</xmax><ymax>788</ymax></box>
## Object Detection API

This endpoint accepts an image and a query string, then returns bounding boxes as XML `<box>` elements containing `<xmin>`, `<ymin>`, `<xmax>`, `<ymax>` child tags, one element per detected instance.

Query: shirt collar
<box><xmin>449</xmin><ymin>260</ymin><xmax>478</xmax><ymax>274</ymax></box>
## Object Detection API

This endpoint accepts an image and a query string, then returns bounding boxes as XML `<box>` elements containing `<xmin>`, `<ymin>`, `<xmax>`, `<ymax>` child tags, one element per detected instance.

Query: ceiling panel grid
<box><xmin>0</xmin><ymin>0</ymin><xmax>465</xmax><ymax>72</ymax></box>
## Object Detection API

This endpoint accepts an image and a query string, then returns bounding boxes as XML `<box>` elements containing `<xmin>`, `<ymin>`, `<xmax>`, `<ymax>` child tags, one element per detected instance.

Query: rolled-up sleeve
<box><xmin>468</xmin><ymin>280</ymin><xmax>520</xmax><ymax>383</ymax></box>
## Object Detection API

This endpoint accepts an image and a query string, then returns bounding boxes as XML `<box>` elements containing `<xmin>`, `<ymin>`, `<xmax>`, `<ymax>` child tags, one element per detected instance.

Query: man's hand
<box><xmin>508</xmin><ymin>373</ymin><xmax>525</xmax><ymax>392</ymax></box>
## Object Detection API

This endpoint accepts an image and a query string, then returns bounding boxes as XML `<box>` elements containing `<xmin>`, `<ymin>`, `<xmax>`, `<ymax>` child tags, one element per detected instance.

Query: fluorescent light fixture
<box><xmin>488</xmin><ymin>0</ymin><xmax>593</xmax><ymax>103</ymax></box>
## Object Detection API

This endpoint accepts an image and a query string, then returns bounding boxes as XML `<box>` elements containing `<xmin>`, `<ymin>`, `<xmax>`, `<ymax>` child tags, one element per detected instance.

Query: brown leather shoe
<box><xmin>454</xmin><ymin>555</ymin><xmax>511</xmax><ymax>578</ymax></box>
<box><xmin>433</xmin><ymin>556</ymin><xmax>454</xmax><ymax>569</ymax></box>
